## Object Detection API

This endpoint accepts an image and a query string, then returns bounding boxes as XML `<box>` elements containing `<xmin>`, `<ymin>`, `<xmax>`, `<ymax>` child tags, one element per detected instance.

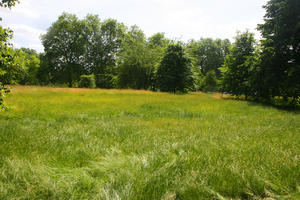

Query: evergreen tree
<box><xmin>156</xmin><ymin>43</ymin><xmax>193</xmax><ymax>93</ymax></box>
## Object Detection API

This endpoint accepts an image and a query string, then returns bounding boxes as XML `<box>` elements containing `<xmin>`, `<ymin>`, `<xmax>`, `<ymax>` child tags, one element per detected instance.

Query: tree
<box><xmin>41</xmin><ymin>13</ymin><xmax>126</xmax><ymax>88</ymax></box>
<box><xmin>17</xmin><ymin>49</ymin><xmax>40</xmax><ymax>85</ymax></box>
<box><xmin>0</xmin><ymin>0</ymin><xmax>19</xmax><ymax>110</ymax></box>
<box><xmin>36</xmin><ymin>53</ymin><xmax>51</xmax><ymax>85</ymax></box>
<box><xmin>1</xmin><ymin>49</ymin><xmax>26</xmax><ymax>85</ymax></box>
<box><xmin>147</xmin><ymin>33</ymin><xmax>169</xmax><ymax>69</ymax></box>
<box><xmin>148</xmin><ymin>33</ymin><xmax>169</xmax><ymax>49</ymax></box>
<box><xmin>220</xmin><ymin>31</ymin><xmax>256</xmax><ymax>98</ymax></box>
<box><xmin>0</xmin><ymin>48</ymin><xmax>40</xmax><ymax>85</ymax></box>
<box><xmin>41</xmin><ymin>13</ymin><xmax>86</xmax><ymax>87</ymax></box>
<box><xmin>117</xmin><ymin>26</ymin><xmax>155</xmax><ymax>89</ymax></box>
<box><xmin>202</xmin><ymin>70</ymin><xmax>218</xmax><ymax>92</ymax></box>
<box><xmin>83</xmin><ymin>15</ymin><xmax>125</xmax><ymax>88</ymax></box>
<box><xmin>0</xmin><ymin>0</ymin><xmax>18</xmax><ymax>8</ymax></box>
<box><xmin>156</xmin><ymin>42</ymin><xmax>194</xmax><ymax>93</ymax></box>
<box><xmin>187</xmin><ymin>38</ymin><xmax>230</xmax><ymax>76</ymax></box>
<box><xmin>19</xmin><ymin>47</ymin><xmax>37</xmax><ymax>56</ymax></box>
<box><xmin>147</xmin><ymin>32</ymin><xmax>169</xmax><ymax>90</ymax></box>
<box><xmin>257</xmin><ymin>0</ymin><xmax>300</xmax><ymax>104</ymax></box>
<box><xmin>78</xmin><ymin>74</ymin><xmax>96</xmax><ymax>88</ymax></box>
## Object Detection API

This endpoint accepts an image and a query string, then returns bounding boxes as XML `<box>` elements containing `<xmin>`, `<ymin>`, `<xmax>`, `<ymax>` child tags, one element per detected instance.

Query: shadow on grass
<box><xmin>221</xmin><ymin>96</ymin><xmax>300</xmax><ymax>114</ymax></box>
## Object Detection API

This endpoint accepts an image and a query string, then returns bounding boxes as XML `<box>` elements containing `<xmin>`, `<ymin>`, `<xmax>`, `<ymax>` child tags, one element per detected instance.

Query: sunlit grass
<box><xmin>0</xmin><ymin>86</ymin><xmax>299</xmax><ymax>199</ymax></box>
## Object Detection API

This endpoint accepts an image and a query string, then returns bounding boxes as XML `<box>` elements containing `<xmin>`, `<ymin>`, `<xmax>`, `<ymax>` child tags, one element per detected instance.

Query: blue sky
<box><xmin>0</xmin><ymin>0</ymin><xmax>268</xmax><ymax>52</ymax></box>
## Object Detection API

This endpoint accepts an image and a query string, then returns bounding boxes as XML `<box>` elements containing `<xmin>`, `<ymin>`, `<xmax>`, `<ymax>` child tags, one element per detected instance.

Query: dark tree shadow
<box><xmin>221</xmin><ymin>96</ymin><xmax>300</xmax><ymax>114</ymax></box>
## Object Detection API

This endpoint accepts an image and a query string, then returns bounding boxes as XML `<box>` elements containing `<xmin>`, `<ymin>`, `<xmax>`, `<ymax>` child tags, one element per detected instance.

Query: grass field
<box><xmin>0</xmin><ymin>86</ymin><xmax>299</xmax><ymax>199</ymax></box>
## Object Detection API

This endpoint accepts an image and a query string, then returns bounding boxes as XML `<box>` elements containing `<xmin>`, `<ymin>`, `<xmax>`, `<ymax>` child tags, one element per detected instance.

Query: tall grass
<box><xmin>0</xmin><ymin>86</ymin><xmax>299</xmax><ymax>199</ymax></box>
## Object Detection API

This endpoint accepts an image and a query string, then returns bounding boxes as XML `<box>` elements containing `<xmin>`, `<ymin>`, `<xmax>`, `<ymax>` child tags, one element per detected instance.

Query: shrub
<box><xmin>202</xmin><ymin>70</ymin><xmax>218</xmax><ymax>92</ymax></box>
<box><xmin>95</xmin><ymin>74</ymin><xmax>117</xmax><ymax>89</ymax></box>
<box><xmin>78</xmin><ymin>74</ymin><xmax>96</xmax><ymax>88</ymax></box>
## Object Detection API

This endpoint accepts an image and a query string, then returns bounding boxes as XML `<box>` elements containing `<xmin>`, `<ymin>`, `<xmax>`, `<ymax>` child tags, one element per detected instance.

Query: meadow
<box><xmin>0</xmin><ymin>86</ymin><xmax>299</xmax><ymax>200</ymax></box>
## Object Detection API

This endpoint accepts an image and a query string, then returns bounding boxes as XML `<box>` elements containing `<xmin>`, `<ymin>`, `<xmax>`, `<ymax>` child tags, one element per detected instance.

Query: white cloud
<box><xmin>8</xmin><ymin>24</ymin><xmax>45</xmax><ymax>52</ymax></box>
<box><xmin>27</xmin><ymin>44</ymin><xmax>44</xmax><ymax>52</ymax></box>
<box><xmin>0</xmin><ymin>0</ymin><xmax>268</xmax><ymax>52</ymax></box>
<box><xmin>10</xmin><ymin>24</ymin><xmax>45</xmax><ymax>41</ymax></box>
<box><xmin>214</xmin><ymin>20</ymin><xmax>262</xmax><ymax>41</ymax></box>
<box><xmin>12</xmin><ymin>0</ymin><xmax>40</xmax><ymax>19</ymax></box>
<box><xmin>0</xmin><ymin>0</ymin><xmax>39</xmax><ymax>19</ymax></box>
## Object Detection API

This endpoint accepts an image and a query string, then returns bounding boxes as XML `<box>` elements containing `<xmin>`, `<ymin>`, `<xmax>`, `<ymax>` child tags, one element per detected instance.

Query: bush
<box><xmin>0</xmin><ymin>83</ymin><xmax>10</xmax><ymax>110</ymax></box>
<box><xmin>202</xmin><ymin>70</ymin><xmax>218</xmax><ymax>92</ymax></box>
<box><xmin>95</xmin><ymin>74</ymin><xmax>117</xmax><ymax>89</ymax></box>
<box><xmin>78</xmin><ymin>74</ymin><xmax>96</xmax><ymax>88</ymax></box>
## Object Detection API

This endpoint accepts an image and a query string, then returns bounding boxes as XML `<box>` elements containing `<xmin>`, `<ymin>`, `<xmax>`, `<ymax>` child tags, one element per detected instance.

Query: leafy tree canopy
<box><xmin>117</xmin><ymin>26</ymin><xmax>155</xmax><ymax>89</ymax></box>
<box><xmin>0</xmin><ymin>0</ymin><xmax>19</xmax><ymax>8</ymax></box>
<box><xmin>187</xmin><ymin>38</ymin><xmax>230</xmax><ymax>76</ymax></box>
<box><xmin>0</xmin><ymin>0</ymin><xmax>19</xmax><ymax>110</ymax></box>
<box><xmin>257</xmin><ymin>0</ymin><xmax>300</xmax><ymax>102</ymax></box>
<box><xmin>220</xmin><ymin>31</ymin><xmax>256</xmax><ymax>98</ymax></box>
<box><xmin>41</xmin><ymin>13</ymin><xmax>87</xmax><ymax>87</ymax></box>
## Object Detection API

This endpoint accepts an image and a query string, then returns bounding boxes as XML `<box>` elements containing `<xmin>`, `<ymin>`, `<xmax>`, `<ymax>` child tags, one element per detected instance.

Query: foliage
<box><xmin>38</xmin><ymin>13</ymin><xmax>234</xmax><ymax>94</ymax></box>
<box><xmin>11</xmin><ymin>48</ymin><xmax>40</xmax><ymax>85</ymax></box>
<box><xmin>220</xmin><ymin>31</ymin><xmax>256</xmax><ymax>98</ymax></box>
<box><xmin>202</xmin><ymin>70</ymin><xmax>218</xmax><ymax>92</ymax></box>
<box><xmin>0</xmin><ymin>48</ymin><xmax>41</xmax><ymax>85</ymax></box>
<box><xmin>0</xmin><ymin>0</ymin><xmax>19</xmax><ymax>110</ymax></box>
<box><xmin>34</xmin><ymin>1</ymin><xmax>299</xmax><ymax>103</ymax></box>
<box><xmin>257</xmin><ymin>0</ymin><xmax>300</xmax><ymax>104</ymax></box>
<box><xmin>41</xmin><ymin>13</ymin><xmax>126</xmax><ymax>88</ymax></box>
<box><xmin>0</xmin><ymin>28</ymin><xmax>14</xmax><ymax>110</ymax></box>
<box><xmin>0</xmin><ymin>82</ymin><xmax>9</xmax><ymax>109</ymax></box>
<box><xmin>23</xmin><ymin>53</ymin><xmax>40</xmax><ymax>85</ymax></box>
<box><xmin>41</xmin><ymin>13</ymin><xmax>86</xmax><ymax>87</ymax></box>
<box><xmin>0</xmin><ymin>0</ymin><xmax>19</xmax><ymax>8</ymax></box>
<box><xmin>95</xmin><ymin>73</ymin><xmax>116</xmax><ymax>89</ymax></box>
<box><xmin>147</xmin><ymin>32</ymin><xmax>169</xmax><ymax>49</ymax></box>
<box><xmin>36</xmin><ymin>53</ymin><xmax>51</xmax><ymax>85</ymax></box>
<box><xmin>156</xmin><ymin>43</ymin><xmax>194</xmax><ymax>93</ymax></box>
<box><xmin>117</xmin><ymin>26</ymin><xmax>155</xmax><ymax>89</ymax></box>
<box><xmin>83</xmin><ymin>15</ymin><xmax>124</xmax><ymax>76</ymax></box>
<box><xmin>187</xmin><ymin>38</ymin><xmax>231</xmax><ymax>76</ymax></box>
<box><xmin>219</xmin><ymin>0</ymin><xmax>300</xmax><ymax>105</ymax></box>
<box><xmin>0</xmin><ymin>46</ymin><xmax>19</xmax><ymax>85</ymax></box>
<box><xmin>78</xmin><ymin>74</ymin><xmax>96</xmax><ymax>88</ymax></box>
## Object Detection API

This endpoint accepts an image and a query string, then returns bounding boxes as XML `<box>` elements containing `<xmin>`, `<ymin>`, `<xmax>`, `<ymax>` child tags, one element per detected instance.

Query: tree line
<box><xmin>221</xmin><ymin>0</ymin><xmax>300</xmax><ymax>105</ymax></box>
<box><xmin>2</xmin><ymin>12</ymin><xmax>232</xmax><ymax>93</ymax></box>
<box><xmin>0</xmin><ymin>0</ymin><xmax>299</xmax><ymax>108</ymax></box>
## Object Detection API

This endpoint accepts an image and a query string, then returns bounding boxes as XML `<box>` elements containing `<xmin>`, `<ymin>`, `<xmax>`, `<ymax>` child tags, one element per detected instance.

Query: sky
<box><xmin>0</xmin><ymin>0</ymin><xmax>268</xmax><ymax>52</ymax></box>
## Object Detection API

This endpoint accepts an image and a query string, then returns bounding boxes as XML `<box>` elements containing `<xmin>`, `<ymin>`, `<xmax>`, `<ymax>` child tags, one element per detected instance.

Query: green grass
<box><xmin>0</xmin><ymin>86</ymin><xmax>299</xmax><ymax>200</ymax></box>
